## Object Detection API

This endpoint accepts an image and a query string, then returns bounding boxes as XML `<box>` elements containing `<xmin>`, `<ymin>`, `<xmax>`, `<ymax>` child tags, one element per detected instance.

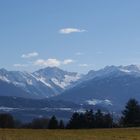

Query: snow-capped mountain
<box><xmin>53</xmin><ymin>65</ymin><xmax>140</xmax><ymax>111</ymax></box>
<box><xmin>0</xmin><ymin>80</ymin><xmax>33</xmax><ymax>98</ymax></box>
<box><xmin>33</xmin><ymin>67</ymin><xmax>81</xmax><ymax>90</ymax></box>
<box><xmin>1</xmin><ymin>64</ymin><xmax>140</xmax><ymax>110</ymax></box>
<box><xmin>84</xmin><ymin>64</ymin><xmax>140</xmax><ymax>81</ymax></box>
<box><xmin>0</xmin><ymin>67</ymin><xmax>81</xmax><ymax>98</ymax></box>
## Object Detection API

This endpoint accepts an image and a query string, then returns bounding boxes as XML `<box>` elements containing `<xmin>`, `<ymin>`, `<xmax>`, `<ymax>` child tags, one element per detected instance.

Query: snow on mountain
<box><xmin>84</xmin><ymin>65</ymin><xmax>140</xmax><ymax>81</ymax></box>
<box><xmin>33</xmin><ymin>67</ymin><xmax>81</xmax><ymax>89</ymax></box>
<box><xmin>53</xmin><ymin>64</ymin><xmax>140</xmax><ymax>111</ymax></box>
<box><xmin>0</xmin><ymin>69</ymin><xmax>57</xmax><ymax>98</ymax></box>
<box><xmin>119</xmin><ymin>64</ymin><xmax>140</xmax><ymax>73</ymax></box>
<box><xmin>86</xmin><ymin>99</ymin><xmax>113</xmax><ymax>106</ymax></box>
<box><xmin>0</xmin><ymin>67</ymin><xmax>82</xmax><ymax>98</ymax></box>
<box><xmin>51</xmin><ymin>74</ymin><xmax>81</xmax><ymax>89</ymax></box>
<box><xmin>1</xmin><ymin>64</ymin><xmax>140</xmax><ymax>100</ymax></box>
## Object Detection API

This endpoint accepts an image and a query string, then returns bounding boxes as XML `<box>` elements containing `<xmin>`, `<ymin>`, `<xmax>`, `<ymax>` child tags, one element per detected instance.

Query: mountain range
<box><xmin>0</xmin><ymin>65</ymin><xmax>140</xmax><ymax>113</ymax></box>
<box><xmin>0</xmin><ymin>67</ymin><xmax>81</xmax><ymax>98</ymax></box>
<box><xmin>55</xmin><ymin>65</ymin><xmax>140</xmax><ymax>111</ymax></box>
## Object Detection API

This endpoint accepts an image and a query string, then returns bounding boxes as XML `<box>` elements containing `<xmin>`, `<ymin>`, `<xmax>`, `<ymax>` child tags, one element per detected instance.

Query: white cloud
<box><xmin>34</xmin><ymin>58</ymin><xmax>74</xmax><ymax>67</ymax></box>
<box><xmin>34</xmin><ymin>59</ymin><xmax>61</xmax><ymax>67</ymax></box>
<box><xmin>13</xmin><ymin>64</ymin><xmax>28</xmax><ymax>67</ymax></box>
<box><xmin>59</xmin><ymin>28</ymin><xmax>86</xmax><ymax>34</ymax></box>
<box><xmin>63</xmin><ymin>59</ymin><xmax>73</xmax><ymax>65</ymax></box>
<box><xmin>79</xmin><ymin>64</ymin><xmax>89</xmax><ymax>67</ymax></box>
<box><xmin>22</xmin><ymin>52</ymin><xmax>39</xmax><ymax>58</ymax></box>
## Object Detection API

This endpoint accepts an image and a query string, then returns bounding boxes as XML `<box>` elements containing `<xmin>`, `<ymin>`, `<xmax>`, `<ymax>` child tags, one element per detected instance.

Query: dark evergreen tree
<box><xmin>67</xmin><ymin>109</ymin><xmax>114</xmax><ymax>129</ymax></box>
<box><xmin>59</xmin><ymin>120</ymin><xmax>65</xmax><ymax>129</ymax></box>
<box><xmin>84</xmin><ymin>110</ymin><xmax>95</xmax><ymax>128</ymax></box>
<box><xmin>67</xmin><ymin>112</ymin><xmax>82</xmax><ymax>129</ymax></box>
<box><xmin>0</xmin><ymin>113</ymin><xmax>15</xmax><ymax>128</ymax></box>
<box><xmin>30</xmin><ymin>118</ymin><xmax>49</xmax><ymax>129</ymax></box>
<box><xmin>48</xmin><ymin>116</ymin><xmax>58</xmax><ymax>129</ymax></box>
<box><xmin>95</xmin><ymin>109</ymin><xmax>104</xmax><ymax>128</ymax></box>
<box><xmin>121</xmin><ymin>99</ymin><xmax>140</xmax><ymax>127</ymax></box>
<box><xmin>103</xmin><ymin>113</ymin><xmax>113</xmax><ymax>128</ymax></box>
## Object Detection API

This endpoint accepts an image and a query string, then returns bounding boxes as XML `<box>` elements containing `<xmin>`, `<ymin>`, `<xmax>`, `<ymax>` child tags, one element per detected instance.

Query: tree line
<box><xmin>0</xmin><ymin>98</ymin><xmax>140</xmax><ymax>129</ymax></box>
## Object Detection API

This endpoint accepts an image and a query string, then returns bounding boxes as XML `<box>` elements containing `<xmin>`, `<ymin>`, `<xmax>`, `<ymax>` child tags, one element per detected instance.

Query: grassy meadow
<box><xmin>0</xmin><ymin>128</ymin><xmax>139</xmax><ymax>140</ymax></box>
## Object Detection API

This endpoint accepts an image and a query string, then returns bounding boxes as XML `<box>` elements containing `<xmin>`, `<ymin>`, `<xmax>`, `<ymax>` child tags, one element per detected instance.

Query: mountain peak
<box><xmin>34</xmin><ymin>67</ymin><xmax>78</xmax><ymax>77</ymax></box>
<box><xmin>84</xmin><ymin>64</ymin><xmax>140</xmax><ymax>81</ymax></box>
<box><xmin>33</xmin><ymin>67</ymin><xmax>81</xmax><ymax>90</ymax></box>
<box><xmin>119</xmin><ymin>64</ymin><xmax>140</xmax><ymax>72</ymax></box>
<box><xmin>0</xmin><ymin>68</ymin><xmax>8</xmax><ymax>73</ymax></box>
<box><xmin>97</xmin><ymin>64</ymin><xmax>140</xmax><ymax>75</ymax></box>
<box><xmin>40</xmin><ymin>66</ymin><xmax>62</xmax><ymax>71</ymax></box>
<box><xmin>35</xmin><ymin>67</ymin><xmax>65</xmax><ymax>73</ymax></box>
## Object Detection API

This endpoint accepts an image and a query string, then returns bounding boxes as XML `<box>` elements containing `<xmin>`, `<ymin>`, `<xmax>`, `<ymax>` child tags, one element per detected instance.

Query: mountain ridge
<box><xmin>0</xmin><ymin>67</ymin><xmax>81</xmax><ymax>98</ymax></box>
<box><xmin>1</xmin><ymin>64</ymin><xmax>140</xmax><ymax>112</ymax></box>
<box><xmin>53</xmin><ymin>65</ymin><xmax>140</xmax><ymax>111</ymax></box>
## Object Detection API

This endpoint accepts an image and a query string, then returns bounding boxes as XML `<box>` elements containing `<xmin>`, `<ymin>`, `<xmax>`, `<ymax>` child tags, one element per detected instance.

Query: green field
<box><xmin>0</xmin><ymin>128</ymin><xmax>139</xmax><ymax>140</ymax></box>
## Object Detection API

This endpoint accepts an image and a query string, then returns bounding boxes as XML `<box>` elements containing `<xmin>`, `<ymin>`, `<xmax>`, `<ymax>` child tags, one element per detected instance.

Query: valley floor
<box><xmin>0</xmin><ymin>128</ymin><xmax>139</xmax><ymax>140</ymax></box>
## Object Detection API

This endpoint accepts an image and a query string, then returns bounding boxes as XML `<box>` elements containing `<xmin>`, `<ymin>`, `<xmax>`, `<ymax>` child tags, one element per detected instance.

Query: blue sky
<box><xmin>0</xmin><ymin>0</ymin><xmax>140</xmax><ymax>73</ymax></box>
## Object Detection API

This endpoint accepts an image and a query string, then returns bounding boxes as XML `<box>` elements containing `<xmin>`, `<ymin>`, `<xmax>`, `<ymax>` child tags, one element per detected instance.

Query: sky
<box><xmin>0</xmin><ymin>0</ymin><xmax>140</xmax><ymax>73</ymax></box>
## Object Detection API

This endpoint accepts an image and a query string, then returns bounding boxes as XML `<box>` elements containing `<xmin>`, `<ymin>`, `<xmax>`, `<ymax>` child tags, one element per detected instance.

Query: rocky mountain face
<box><xmin>1</xmin><ymin>65</ymin><xmax>140</xmax><ymax>112</ymax></box>
<box><xmin>53</xmin><ymin>65</ymin><xmax>140</xmax><ymax>111</ymax></box>
<box><xmin>0</xmin><ymin>67</ymin><xmax>81</xmax><ymax>98</ymax></box>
